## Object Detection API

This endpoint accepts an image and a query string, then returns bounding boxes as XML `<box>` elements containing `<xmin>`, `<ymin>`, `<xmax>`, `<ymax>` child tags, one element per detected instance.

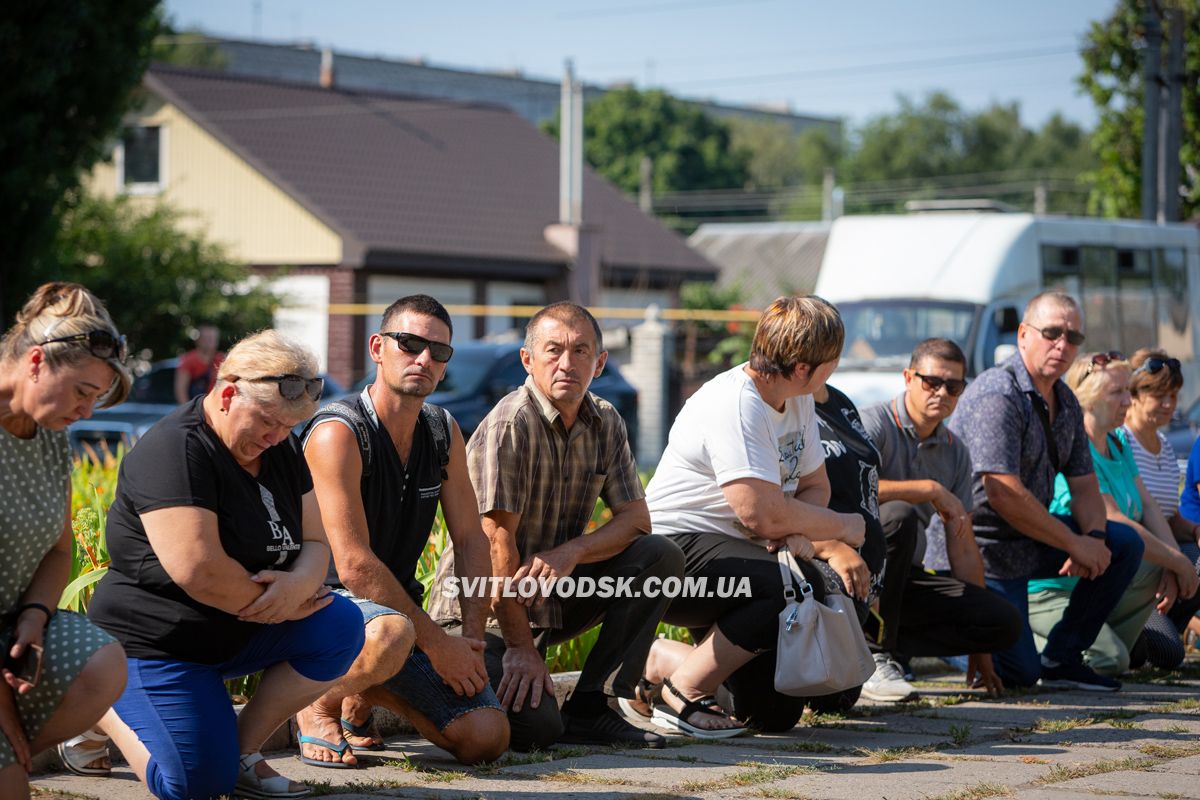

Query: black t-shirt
<box><xmin>308</xmin><ymin>389</ymin><xmax>444</xmax><ymax>605</ymax></box>
<box><xmin>814</xmin><ymin>385</ymin><xmax>886</xmax><ymax>581</ymax></box>
<box><xmin>89</xmin><ymin>397</ymin><xmax>312</xmax><ymax>663</ymax></box>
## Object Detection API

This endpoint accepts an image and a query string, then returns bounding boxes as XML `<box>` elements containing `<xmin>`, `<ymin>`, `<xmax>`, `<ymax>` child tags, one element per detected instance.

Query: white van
<box><xmin>814</xmin><ymin>212</ymin><xmax>1200</xmax><ymax>408</ymax></box>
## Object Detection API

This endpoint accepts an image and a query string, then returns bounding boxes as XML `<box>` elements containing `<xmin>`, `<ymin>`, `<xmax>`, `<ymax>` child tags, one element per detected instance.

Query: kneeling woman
<box><xmin>85</xmin><ymin>331</ymin><xmax>365</xmax><ymax>800</ymax></box>
<box><xmin>0</xmin><ymin>283</ymin><xmax>132</xmax><ymax>799</ymax></box>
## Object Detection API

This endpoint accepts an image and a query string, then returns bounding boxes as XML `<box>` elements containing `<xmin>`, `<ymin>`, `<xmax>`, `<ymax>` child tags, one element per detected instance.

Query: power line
<box><xmin>557</xmin><ymin>0</ymin><xmax>774</xmax><ymax>21</ymax></box>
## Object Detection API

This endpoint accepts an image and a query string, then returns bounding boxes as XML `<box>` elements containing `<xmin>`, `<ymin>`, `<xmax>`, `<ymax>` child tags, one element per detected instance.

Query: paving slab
<box><xmin>940</xmin><ymin>742</ymin><xmax>1141</xmax><ymax>767</ymax></box>
<box><xmin>1051</xmin><ymin>767</ymin><xmax>1198</xmax><ymax>796</ymax></box>
<box><xmin>1019</xmin><ymin>722</ymin><xmax>1200</xmax><ymax>752</ymax></box>
<box><xmin>1012</xmin><ymin>791</ymin><xmax>1160</xmax><ymax>800</ymax></box>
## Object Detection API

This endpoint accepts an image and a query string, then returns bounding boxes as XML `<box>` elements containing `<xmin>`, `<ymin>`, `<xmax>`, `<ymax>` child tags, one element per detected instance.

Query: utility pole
<box><xmin>1140</xmin><ymin>2</ymin><xmax>1162</xmax><ymax>221</ymax></box>
<box><xmin>1160</xmin><ymin>5</ymin><xmax>1185</xmax><ymax>223</ymax></box>
<box><xmin>639</xmin><ymin>156</ymin><xmax>653</xmax><ymax>214</ymax></box>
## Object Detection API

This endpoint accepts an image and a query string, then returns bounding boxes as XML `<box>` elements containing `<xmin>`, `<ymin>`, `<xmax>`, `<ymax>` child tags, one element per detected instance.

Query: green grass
<box><xmin>64</xmin><ymin>451</ymin><xmax>682</xmax><ymax>696</ymax></box>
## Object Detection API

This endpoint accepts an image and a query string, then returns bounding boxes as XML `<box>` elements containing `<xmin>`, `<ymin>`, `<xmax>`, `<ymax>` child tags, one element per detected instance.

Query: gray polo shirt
<box><xmin>860</xmin><ymin>393</ymin><xmax>973</xmax><ymax>566</ymax></box>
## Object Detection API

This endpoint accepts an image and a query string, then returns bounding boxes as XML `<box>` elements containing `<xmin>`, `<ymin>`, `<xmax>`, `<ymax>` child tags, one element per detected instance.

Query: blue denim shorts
<box><xmin>336</xmin><ymin>589</ymin><xmax>501</xmax><ymax>731</ymax></box>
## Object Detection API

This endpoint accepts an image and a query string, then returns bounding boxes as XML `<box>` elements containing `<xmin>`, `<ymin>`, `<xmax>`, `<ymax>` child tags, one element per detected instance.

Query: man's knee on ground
<box><xmin>507</xmin><ymin>699</ymin><xmax>564</xmax><ymax>752</ymax></box>
<box><xmin>443</xmin><ymin>708</ymin><xmax>510</xmax><ymax>764</ymax></box>
<box><xmin>360</xmin><ymin>614</ymin><xmax>416</xmax><ymax>680</ymax></box>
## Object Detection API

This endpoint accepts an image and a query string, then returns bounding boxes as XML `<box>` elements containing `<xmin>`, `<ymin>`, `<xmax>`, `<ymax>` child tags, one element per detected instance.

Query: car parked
<box><xmin>69</xmin><ymin>358</ymin><xmax>346</xmax><ymax>455</ymax></box>
<box><xmin>1165</xmin><ymin>400</ymin><xmax>1200</xmax><ymax>473</ymax></box>
<box><xmin>350</xmin><ymin>341</ymin><xmax>639</xmax><ymax>445</ymax></box>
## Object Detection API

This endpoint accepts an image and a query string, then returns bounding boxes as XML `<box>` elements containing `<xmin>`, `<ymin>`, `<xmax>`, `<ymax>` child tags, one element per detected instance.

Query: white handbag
<box><xmin>773</xmin><ymin>548</ymin><xmax>876</xmax><ymax>697</ymax></box>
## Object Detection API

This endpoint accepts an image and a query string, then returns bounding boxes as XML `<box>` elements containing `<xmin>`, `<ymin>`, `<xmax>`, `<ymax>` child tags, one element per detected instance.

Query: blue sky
<box><xmin>163</xmin><ymin>0</ymin><xmax>1118</xmax><ymax>129</ymax></box>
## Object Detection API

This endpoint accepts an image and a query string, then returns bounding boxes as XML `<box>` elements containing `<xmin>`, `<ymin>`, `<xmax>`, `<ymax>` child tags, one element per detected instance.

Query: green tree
<box><xmin>544</xmin><ymin>88</ymin><xmax>750</xmax><ymax>194</ymax></box>
<box><xmin>48</xmin><ymin>192</ymin><xmax>278</xmax><ymax>361</ymax></box>
<box><xmin>1078</xmin><ymin>0</ymin><xmax>1199</xmax><ymax>219</ymax></box>
<box><xmin>0</xmin><ymin>1</ymin><xmax>161</xmax><ymax>322</ymax></box>
<box><xmin>152</xmin><ymin>27</ymin><xmax>230</xmax><ymax>70</ymax></box>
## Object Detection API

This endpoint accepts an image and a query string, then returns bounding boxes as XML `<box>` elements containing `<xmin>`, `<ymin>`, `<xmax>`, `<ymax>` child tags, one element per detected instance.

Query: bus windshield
<box><xmin>838</xmin><ymin>300</ymin><xmax>977</xmax><ymax>369</ymax></box>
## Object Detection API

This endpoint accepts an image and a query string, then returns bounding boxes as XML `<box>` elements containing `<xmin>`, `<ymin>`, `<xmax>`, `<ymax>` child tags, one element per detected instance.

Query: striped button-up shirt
<box><xmin>428</xmin><ymin>376</ymin><xmax>644</xmax><ymax>629</ymax></box>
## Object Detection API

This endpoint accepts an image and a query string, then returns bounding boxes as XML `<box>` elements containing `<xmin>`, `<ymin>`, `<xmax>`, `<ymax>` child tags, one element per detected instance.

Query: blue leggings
<box><xmin>111</xmin><ymin>594</ymin><xmax>364</xmax><ymax>800</ymax></box>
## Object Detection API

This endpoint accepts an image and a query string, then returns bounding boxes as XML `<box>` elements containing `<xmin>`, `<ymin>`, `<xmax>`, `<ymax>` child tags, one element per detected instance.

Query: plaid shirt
<box><xmin>427</xmin><ymin>376</ymin><xmax>644</xmax><ymax>628</ymax></box>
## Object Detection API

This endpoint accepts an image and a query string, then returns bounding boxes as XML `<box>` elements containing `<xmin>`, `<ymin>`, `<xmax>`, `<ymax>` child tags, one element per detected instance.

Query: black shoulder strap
<box><xmin>302</xmin><ymin>400</ymin><xmax>374</xmax><ymax>479</ymax></box>
<box><xmin>421</xmin><ymin>403</ymin><xmax>451</xmax><ymax>480</ymax></box>
<box><xmin>1004</xmin><ymin>361</ymin><xmax>1060</xmax><ymax>471</ymax></box>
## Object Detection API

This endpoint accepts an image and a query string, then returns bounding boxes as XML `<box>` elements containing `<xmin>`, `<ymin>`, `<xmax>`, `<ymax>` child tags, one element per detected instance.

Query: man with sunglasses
<box><xmin>934</xmin><ymin>292</ymin><xmax>1143</xmax><ymax>692</ymax></box>
<box><xmin>861</xmin><ymin>339</ymin><xmax>1022</xmax><ymax>702</ymax></box>
<box><xmin>296</xmin><ymin>294</ymin><xmax>508</xmax><ymax>767</ymax></box>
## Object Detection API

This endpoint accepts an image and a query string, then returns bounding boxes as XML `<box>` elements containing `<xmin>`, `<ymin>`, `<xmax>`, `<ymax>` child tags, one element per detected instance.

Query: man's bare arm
<box><xmin>438</xmin><ymin>418</ymin><xmax>494</xmax><ymax>640</ymax></box>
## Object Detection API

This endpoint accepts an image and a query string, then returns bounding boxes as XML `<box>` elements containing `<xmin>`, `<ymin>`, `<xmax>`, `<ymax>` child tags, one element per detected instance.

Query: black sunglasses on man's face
<box><xmin>380</xmin><ymin>331</ymin><xmax>454</xmax><ymax>363</ymax></box>
<box><xmin>913</xmin><ymin>372</ymin><xmax>968</xmax><ymax>397</ymax></box>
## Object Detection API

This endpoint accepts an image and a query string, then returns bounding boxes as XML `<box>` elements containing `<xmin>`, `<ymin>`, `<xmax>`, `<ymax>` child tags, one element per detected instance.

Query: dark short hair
<box><xmin>749</xmin><ymin>295</ymin><xmax>843</xmax><ymax>380</ymax></box>
<box><xmin>381</xmin><ymin>294</ymin><xmax>453</xmax><ymax>338</ymax></box>
<box><xmin>524</xmin><ymin>302</ymin><xmax>604</xmax><ymax>351</ymax></box>
<box><xmin>909</xmin><ymin>338</ymin><xmax>966</xmax><ymax>370</ymax></box>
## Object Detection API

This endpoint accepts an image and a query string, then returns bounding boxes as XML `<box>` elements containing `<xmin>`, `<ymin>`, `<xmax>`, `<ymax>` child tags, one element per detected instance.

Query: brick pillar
<box><xmin>325</xmin><ymin>269</ymin><xmax>356</xmax><ymax>389</ymax></box>
<box><xmin>627</xmin><ymin>304</ymin><xmax>671</xmax><ymax>466</ymax></box>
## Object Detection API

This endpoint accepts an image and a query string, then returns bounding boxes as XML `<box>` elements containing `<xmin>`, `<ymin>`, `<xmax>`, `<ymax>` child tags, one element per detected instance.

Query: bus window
<box><xmin>1081</xmin><ymin>246</ymin><xmax>1120</xmax><ymax>353</ymax></box>
<box><xmin>1156</xmin><ymin>248</ymin><xmax>1192</xmax><ymax>358</ymax></box>
<box><xmin>1117</xmin><ymin>249</ymin><xmax>1155</xmax><ymax>354</ymax></box>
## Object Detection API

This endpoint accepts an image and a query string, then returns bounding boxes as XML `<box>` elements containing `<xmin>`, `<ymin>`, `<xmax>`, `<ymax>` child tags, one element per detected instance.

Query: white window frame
<box><xmin>115</xmin><ymin>124</ymin><xmax>167</xmax><ymax>195</ymax></box>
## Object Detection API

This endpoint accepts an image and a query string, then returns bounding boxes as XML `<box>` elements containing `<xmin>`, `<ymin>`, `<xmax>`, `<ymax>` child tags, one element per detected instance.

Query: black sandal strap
<box><xmin>662</xmin><ymin>677</ymin><xmax>730</xmax><ymax>720</ymax></box>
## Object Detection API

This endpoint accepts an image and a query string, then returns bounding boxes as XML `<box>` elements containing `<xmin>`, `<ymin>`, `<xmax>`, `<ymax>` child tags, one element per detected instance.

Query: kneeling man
<box><xmin>429</xmin><ymin>302</ymin><xmax>683</xmax><ymax>750</ymax></box>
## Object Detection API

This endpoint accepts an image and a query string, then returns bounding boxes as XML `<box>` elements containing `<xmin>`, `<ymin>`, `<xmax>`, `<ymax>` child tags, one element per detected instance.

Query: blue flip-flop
<box><xmin>297</xmin><ymin>735</ymin><xmax>355</xmax><ymax>769</ymax></box>
<box><xmin>340</xmin><ymin>714</ymin><xmax>385</xmax><ymax>751</ymax></box>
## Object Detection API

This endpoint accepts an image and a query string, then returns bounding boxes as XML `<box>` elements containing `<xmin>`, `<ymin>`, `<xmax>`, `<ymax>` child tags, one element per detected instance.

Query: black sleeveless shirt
<box><xmin>312</xmin><ymin>388</ymin><xmax>445</xmax><ymax>605</ymax></box>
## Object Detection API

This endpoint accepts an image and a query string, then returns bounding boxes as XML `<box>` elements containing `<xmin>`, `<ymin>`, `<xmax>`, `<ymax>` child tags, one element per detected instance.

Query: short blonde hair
<box><xmin>749</xmin><ymin>295</ymin><xmax>844</xmax><ymax>379</ymax></box>
<box><xmin>218</xmin><ymin>329</ymin><xmax>320</xmax><ymax>418</ymax></box>
<box><xmin>1064</xmin><ymin>353</ymin><xmax>1130</xmax><ymax>411</ymax></box>
<box><xmin>0</xmin><ymin>282</ymin><xmax>131</xmax><ymax>408</ymax></box>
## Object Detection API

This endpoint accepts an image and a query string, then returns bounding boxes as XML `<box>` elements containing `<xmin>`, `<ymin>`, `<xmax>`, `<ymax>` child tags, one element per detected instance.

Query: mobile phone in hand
<box><xmin>4</xmin><ymin>643</ymin><xmax>44</xmax><ymax>688</ymax></box>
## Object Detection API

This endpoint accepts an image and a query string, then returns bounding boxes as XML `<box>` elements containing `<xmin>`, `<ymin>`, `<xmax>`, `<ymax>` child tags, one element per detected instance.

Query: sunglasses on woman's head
<box><xmin>1030</xmin><ymin>325</ymin><xmax>1086</xmax><ymax>347</ymax></box>
<box><xmin>912</xmin><ymin>372</ymin><xmax>968</xmax><ymax>397</ymax></box>
<box><xmin>1085</xmin><ymin>351</ymin><xmax>1125</xmax><ymax>376</ymax></box>
<box><xmin>380</xmin><ymin>331</ymin><xmax>454</xmax><ymax>363</ymax></box>
<box><xmin>39</xmin><ymin>330</ymin><xmax>128</xmax><ymax>363</ymax></box>
<box><xmin>244</xmin><ymin>374</ymin><xmax>324</xmax><ymax>401</ymax></box>
<box><xmin>1133</xmin><ymin>357</ymin><xmax>1181</xmax><ymax>377</ymax></box>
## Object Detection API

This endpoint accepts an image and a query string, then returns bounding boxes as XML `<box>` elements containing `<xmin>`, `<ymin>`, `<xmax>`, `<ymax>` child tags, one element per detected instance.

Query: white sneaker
<box><xmin>860</xmin><ymin>654</ymin><xmax>919</xmax><ymax>702</ymax></box>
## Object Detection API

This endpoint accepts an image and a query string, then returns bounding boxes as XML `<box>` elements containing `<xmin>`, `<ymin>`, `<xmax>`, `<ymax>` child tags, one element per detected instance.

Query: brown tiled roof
<box><xmin>146</xmin><ymin>67</ymin><xmax>716</xmax><ymax>280</ymax></box>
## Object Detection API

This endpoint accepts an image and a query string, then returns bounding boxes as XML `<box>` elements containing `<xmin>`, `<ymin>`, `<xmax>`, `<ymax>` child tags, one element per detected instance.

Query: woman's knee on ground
<box><xmin>443</xmin><ymin>708</ymin><xmax>510</xmax><ymax>764</ymax></box>
<box><xmin>147</xmin><ymin>745</ymin><xmax>239</xmax><ymax>800</ymax></box>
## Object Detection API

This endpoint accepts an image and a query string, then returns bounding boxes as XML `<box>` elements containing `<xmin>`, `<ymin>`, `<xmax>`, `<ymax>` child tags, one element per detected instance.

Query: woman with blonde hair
<box><xmin>0</xmin><ymin>282</ymin><xmax>131</xmax><ymax>799</ymax></box>
<box><xmin>82</xmin><ymin>330</ymin><xmax>364</xmax><ymax>800</ymax></box>
<box><xmin>1028</xmin><ymin>352</ymin><xmax>1199</xmax><ymax>675</ymax></box>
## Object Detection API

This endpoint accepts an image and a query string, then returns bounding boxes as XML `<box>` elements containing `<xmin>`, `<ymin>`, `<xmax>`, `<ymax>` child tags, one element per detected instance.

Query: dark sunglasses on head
<box><xmin>1030</xmin><ymin>324</ymin><xmax>1086</xmax><ymax>347</ymax></box>
<box><xmin>244</xmin><ymin>374</ymin><xmax>324</xmax><ymax>401</ymax></box>
<box><xmin>39</xmin><ymin>329</ymin><xmax>128</xmax><ymax>363</ymax></box>
<box><xmin>1133</xmin><ymin>357</ymin><xmax>1181</xmax><ymax>377</ymax></box>
<box><xmin>380</xmin><ymin>331</ymin><xmax>454</xmax><ymax>363</ymax></box>
<box><xmin>913</xmin><ymin>372</ymin><xmax>968</xmax><ymax>397</ymax></box>
<box><xmin>1085</xmin><ymin>351</ymin><xmax>1125</xmax><ymax>376</ymax></box>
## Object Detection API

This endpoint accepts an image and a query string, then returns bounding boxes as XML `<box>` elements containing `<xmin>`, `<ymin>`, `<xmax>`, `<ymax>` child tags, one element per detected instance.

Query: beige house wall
<box><xmin>87</xmin><ymin>99</ymin><xmax>342</xmax><ymax>265</ymax></box>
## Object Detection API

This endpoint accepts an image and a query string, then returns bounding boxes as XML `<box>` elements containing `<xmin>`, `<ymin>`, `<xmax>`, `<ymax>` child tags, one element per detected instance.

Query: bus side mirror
<box><xmin>994</xmin><ymin>307</ymin><xmax>1020</xmax><ymax>333</ymax></box>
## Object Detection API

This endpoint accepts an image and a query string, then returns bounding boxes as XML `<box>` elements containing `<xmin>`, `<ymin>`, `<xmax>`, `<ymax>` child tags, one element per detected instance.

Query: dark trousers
<box><xmin>483</xmin><ymin>534</ymin><xmax>684</xmax><ymax>751</ymax></box>
<box><xmin>664</xmin><ymin>532</ymin><xmax>837</xmax><ymax>733</ymax></box>
<box><xmin>986</xmin><ymin>514</ymin><xmax>1143</xmax><ymax>688</ymax></box>
<box><xmin>874</xmin><ymin>502</ymin><xmax>1022</xmax><ymax>659</ymax></box>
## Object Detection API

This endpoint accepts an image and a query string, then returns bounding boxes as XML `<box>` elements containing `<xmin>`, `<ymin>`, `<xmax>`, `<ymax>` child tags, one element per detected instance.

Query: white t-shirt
<box><xmin>647</xmin><ymin>363</ymin><xmax>825</xmax><ymax>537</ymax></box>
